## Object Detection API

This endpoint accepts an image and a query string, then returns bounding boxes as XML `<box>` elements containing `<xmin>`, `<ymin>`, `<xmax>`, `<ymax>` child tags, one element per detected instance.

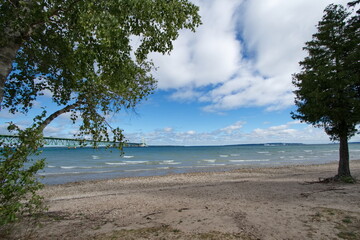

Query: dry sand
<box><xmin>4</xmin><ymin>160</ymin><xmax>360</xmax><ymax>240</ymax></box>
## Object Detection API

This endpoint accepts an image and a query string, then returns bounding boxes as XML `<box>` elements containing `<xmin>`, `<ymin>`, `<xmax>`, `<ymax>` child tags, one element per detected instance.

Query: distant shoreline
<box><xmin>40</xmin><ymin>142</ymin><xmax>360</xmax><ymax>148</ymax></box>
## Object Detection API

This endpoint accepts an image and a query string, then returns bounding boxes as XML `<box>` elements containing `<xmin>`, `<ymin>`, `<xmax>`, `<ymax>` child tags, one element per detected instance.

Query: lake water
<box><xmin>35</xmin><ymin>143</ymin><xmax>360</xmax><ymax>185</ymax></box>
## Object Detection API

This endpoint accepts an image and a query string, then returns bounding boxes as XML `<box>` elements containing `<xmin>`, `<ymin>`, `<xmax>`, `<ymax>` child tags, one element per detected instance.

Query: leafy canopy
<box><xmin>1</xmin><ymin>0</ymin><xmax>201</xmax><ymax>142</ymax></box>
<box><xmin>292</xmin><ymin>3</ymin><xmax>360</xmax><ymax>141</ymax></box>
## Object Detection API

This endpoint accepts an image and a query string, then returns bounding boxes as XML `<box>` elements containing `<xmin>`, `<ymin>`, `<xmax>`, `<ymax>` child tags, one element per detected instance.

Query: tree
<box><xmin>0</xmin><ymin>117</ymin><xmax>46</xmax><ymax>226</ymax></box>
<box><xmin>0</xmin><ymin>0</ymin><xmax>201</xmax><ymax>225</ymax></box>
<box><xmin>1</xmin><ymin>0</ymin><xmax>201</xmax><ymax>139</ymax></box>
<box><xmin>292</xmin><ymin>3</ymin><xmax>360</xmax><ymax>181</ymax></box>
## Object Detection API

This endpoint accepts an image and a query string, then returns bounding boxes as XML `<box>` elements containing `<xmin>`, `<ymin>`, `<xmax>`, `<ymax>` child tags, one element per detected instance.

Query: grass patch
<box><xmin>342</xmin><ymin>216</ymin><xmax>353</xmax><ymax>224</ymax></box>
<box><xmin>337</xmin><ymin>231</ymin><xmax>358</xmax><ymax>240</ymax></box>
<box><xmin>311</xmin><ymin>207</ymin><xmax>360</xmax><ymax>240</ymax></box>
<box><xmin>339</xmin><ymin>176</ymin><xmax>356</xmax><ymax>184</ymax></box>
<box><xmin>94</xmin><ymin>225</ymin><xmax>257</xmax><ymax>240</ymax></box>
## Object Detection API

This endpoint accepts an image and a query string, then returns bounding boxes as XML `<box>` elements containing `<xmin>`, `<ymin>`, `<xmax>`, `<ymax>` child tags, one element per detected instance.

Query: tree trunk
<box><xmin>0</xmin><ymin>43</ymin><xmax>22</xmax><ymax>104</ymax></box>
<box><xmin>338</xmin><ymin>135</ymin><xmax>351</xmax><ymax>178</ymax></box>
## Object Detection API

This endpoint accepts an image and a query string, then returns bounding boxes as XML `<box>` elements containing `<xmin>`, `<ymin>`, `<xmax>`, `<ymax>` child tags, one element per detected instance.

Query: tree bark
<box><xmin>338</xmin><ymin>135</ymin><xmax>351</xmax><ymax>177</ymax></box>
<box><xmin>0</xmin><ymin>43</ymin><xmax>22</xmax><ymax>104</ymax></box>
<box><xmin>37</xmin><ymin>102</ymin><xmax>81</xmax><ymax>132</ymax></box>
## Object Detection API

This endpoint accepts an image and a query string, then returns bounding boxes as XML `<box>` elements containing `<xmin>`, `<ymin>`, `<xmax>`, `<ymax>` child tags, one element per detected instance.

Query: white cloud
<box><xmin>125</xmin><ymin>120</ymin><xmax>360</xmax><ymax>146</ymax></box>
<box><xmin>187</xmin><ymin>130</ymin><xmax>196</xmax><ymax>135</ymax></box>
<box><xmin>0</xmin><ymin>124</ymin><xmax>11</xmax><ymax>135</ymax></box>
<box><xmin>43</xmin><ymin>126</ymin><xmax>62</xmax><ymax>136</ymax></box>
<box><xmin>0</xmin><ymin>110</ymin><xmax>26</xmax><ymax>119</ymax></box>
<box><xmin>163</xmin><ymin>127</ymin><xmax>173</xmax><ymax>132</ymax></box>
<box><xmin>151</xmin><ymin>0</ymin><xmax>349</xmax><ymax>112</ymax></box>
<box><xmin>220</xmin><ymin>121</ymin><xmax>245</xmax><ymax>134</ymax></box>
<box><xmin>151</xmin><ymin>0</ymin><xmax>242</xmax><ymax>90</ymax></box>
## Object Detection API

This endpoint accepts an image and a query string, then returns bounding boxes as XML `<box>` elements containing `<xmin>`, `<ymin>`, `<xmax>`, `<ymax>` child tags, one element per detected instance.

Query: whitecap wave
<box><xmin>230</xmin><ymin>154</ymin><xmax>240</xmax><ymax>157</ymax></box>
<box><xmin>39</xmin><ymin>170</ymin><xmax>114</xmax><ymax>176</ymax></box>
<box><xmin>105</xmin><ymin>162</ymin><xmax>126</xmax><ymax>165</ymax></box>
<box><xmin>229</xmin><ymin>159</ymin><xmax>270</xmax><ymax>163</ymax></box>
<box><xmin>124</xmin><ymin>160</ymin><xmax>149</xmax><ymax>164</ymax></box>
<box><xmin>162</xmin><ymin>160</ymin><xmax>175</xmax><ymax>163</ymax></box>
<box><xmin>60</xmin><ymin>166</ymin><xmax>78</xmax><ymax>169</ymax></box>
<box><xmin>161</xmin><ymin>160</ymin><xmax>181</xmax><ymax>165</ymax></box>
<box><xmin>202</xmin><ymin>159</ymin><xmax>216</xmax><ymax>163</ymax></box>
<box><xmin>157</xmin><ymin>167</ymin><xmax>170</xmax><ymax>170</ymax></box>
<box><xmin>60</xmin><ymin>166</ymin><xmax>102</xmax><ymax>169</ymax></box>
<box><xmin>38</xmin><ymin>171</ymin><xmax>81</xmax><ymax>176</ymax></box>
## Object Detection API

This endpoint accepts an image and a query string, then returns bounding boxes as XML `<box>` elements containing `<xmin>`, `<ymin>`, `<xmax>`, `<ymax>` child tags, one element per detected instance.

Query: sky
<box><xmin>1</xmin><ymin>0</ymin><xmax>358</xmax><ymax>146</ymax></box>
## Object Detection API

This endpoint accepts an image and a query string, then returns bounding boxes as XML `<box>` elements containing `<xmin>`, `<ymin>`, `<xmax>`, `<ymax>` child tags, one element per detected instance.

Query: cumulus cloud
<box><xmin>151</xmin><ymin>0</ymin><xmax>349</xmax><ymax>112</ymax></box>
<box><xmin>151</xmin><ymin>0</ymin><xmax>242</xmax><ymax>90</ymax></box>
<box><xmin>125</xmin><ymin>120</ymin><xmax>337</xmax><ymax>146</ymax></box>
<box><xmin>220</xmin><ymin>121</ymin><xmax>245</xmax><ymax>134</ymax></box>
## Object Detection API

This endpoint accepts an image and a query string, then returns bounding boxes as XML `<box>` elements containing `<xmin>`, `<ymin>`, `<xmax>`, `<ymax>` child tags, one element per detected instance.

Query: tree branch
<box><xmin>37</xmin><ymin>101</ymin><xmax>81</xmax><ymax>132</ymax></box>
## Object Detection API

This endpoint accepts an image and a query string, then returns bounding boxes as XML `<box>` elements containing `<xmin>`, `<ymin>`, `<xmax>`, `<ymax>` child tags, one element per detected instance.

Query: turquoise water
<box><xmin>35</xmin><ymin>144</ymin><xmax>360</xmax><ymax>185</ymax></box>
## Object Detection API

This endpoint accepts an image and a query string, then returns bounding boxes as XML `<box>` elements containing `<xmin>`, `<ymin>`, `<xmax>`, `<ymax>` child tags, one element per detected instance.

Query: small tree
<box><xmin>0</xmin><ymin>119</ymin><xmax>46</xmax><ymax>226</ymax></box>
<box><xmin>292</xmin><ymin>3</ymin><xmax>360</xmax><ymax>181</ymax></box>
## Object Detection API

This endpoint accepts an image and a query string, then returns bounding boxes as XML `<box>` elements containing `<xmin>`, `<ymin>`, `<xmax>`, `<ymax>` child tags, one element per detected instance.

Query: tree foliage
<box><xmin>292</xmin><ymin>2</ymin><xmax>359</xmax><ymax>179</ymax></box>
<box><xmin>0</xmin><ymin>0</ymin><xmax>201</xmax><ymax>225</ymax></box>
<box><xmin>0</xmin><ymin>115</ymin><xmax>47</xmax><ymax>226</ymax></box>
<box><xmin>1</xmin><ymin>0</ymin><xmax>201</xmax><ymax>142</ymax></box>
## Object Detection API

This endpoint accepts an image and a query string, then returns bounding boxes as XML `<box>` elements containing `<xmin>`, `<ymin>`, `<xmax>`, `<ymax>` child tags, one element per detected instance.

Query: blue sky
<box><xmin>1</xmin><ymin>0</ymin><xmax>358</xmax><ymax>146</ymax></box>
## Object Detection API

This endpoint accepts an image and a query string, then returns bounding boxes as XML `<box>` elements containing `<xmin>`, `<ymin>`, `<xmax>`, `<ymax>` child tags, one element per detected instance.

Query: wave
<box><xmin>124</xmin><ymin>160</ymin><xmax>149</xmax><ymax>164</ymax></box>
<box><xmin>229</xmin><ymin>159</ymin><xmax>270</xmax><ymax>163</ymax></box>
<box><xmin>38</xmin><ymin>171</ymin><xmax>81</xmax><ymax>176</ymax></box>
<box><xmin>321</xmin><ymin>150</ymin><xmax>338</xmax><ymax>153</ymax></box>
<box><xmin>201</xmin><ymin>159</ymin><xmax>216</xmax><ymax>163</ymax></box>
<box><xmin>105</xmin><ymin>162</ymin><xmax>126</xmax><ymax>165</ymax></box>
<box><xmin>124</xmin><ymin>168</ymin><xmax>153</xmax><ymax>172</ymax></box>
<box><xmin>257</xmin><ymin>151</ymin><xmax>269</xmax><ymax>154</ymax></box>
<box><xmin>60</xmin><ymin>166</ymin><xmax>103</xmax><ymax>169</ymax></box>
<box><xmin>123</xmin><ymin>155</ymin><xmax>134</xmax><ymax>159</ymax></box>
<box><xmin>230</xmin><ymin>154</ymin><xmax>240</xmax><ymax>157</ymax></box>
<box><xmin>160</xmin><ymin>160</ymin><xmax>181</xmax><ymax>165</ymax></box>
<box><xmin>105</xmin><ymin>160</ymin><xmax>181</xmax><ymax>166</ymax></box>
<box><xmin>60</xmin><ymin>166</ymin><xmax>78</xmax><ymax>169</ymax></box>
<box><xmin>219</xmin><ymin>155</ymin><xmax>229</xmax><ymax>158</ymax></box>
<box><xmin>39</xmin><ymin>170</ymin><xmax>115</xmax><ymax>177</ymax></box>
<box><xmin>92</xmin><ymin>155</ymin><xmax>100</xmax><ymax>160</ymax></box>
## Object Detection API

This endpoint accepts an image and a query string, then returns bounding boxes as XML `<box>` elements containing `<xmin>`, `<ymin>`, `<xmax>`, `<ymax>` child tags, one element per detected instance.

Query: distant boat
<box><xmin>140</xmin><ymin>137</ymin><xmax>147</xmax><ymax>147</ymax></box>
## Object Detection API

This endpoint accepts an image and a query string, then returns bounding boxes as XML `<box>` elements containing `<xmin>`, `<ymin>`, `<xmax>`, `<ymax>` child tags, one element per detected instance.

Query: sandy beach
<box><xmin>5</xmin><ymin>160</ymin><xmax>360</xmax><ymax>240</ymax></box>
